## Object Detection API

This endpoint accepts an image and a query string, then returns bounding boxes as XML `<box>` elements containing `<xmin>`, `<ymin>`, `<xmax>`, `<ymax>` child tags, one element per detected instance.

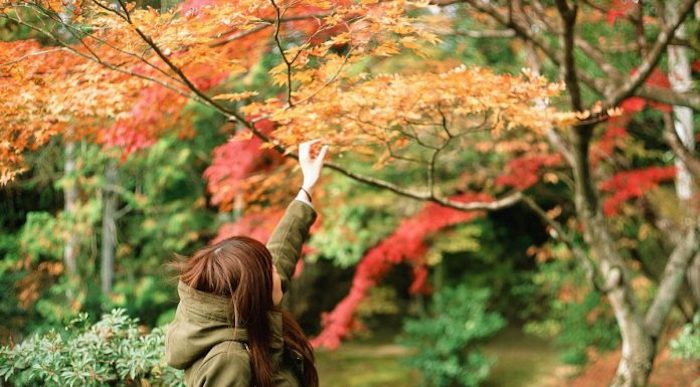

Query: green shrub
<box><xmin>524</xmin><ymin>257</ymin><xmax>619</xmax><ymax>365</ymax></box>
<box><xmin>399</xmin><ymin>285</ymin><xmax>505</xmax><ymax>387</ymax></box>
<box><xmin>671</xmin><ymin>313</ymin><xmax>700</xmax><ymax>361</ymax></box>
<box><xmin>0</xmin><ymin>309</ymin><xmax>183</xmax><ymax>387</ymax></box>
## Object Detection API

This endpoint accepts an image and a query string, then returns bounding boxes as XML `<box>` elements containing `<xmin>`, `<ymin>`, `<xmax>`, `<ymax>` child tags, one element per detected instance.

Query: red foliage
<box><xmin>203</xmin><ymin>120</ymin><xmax>284</xmax><ymax>211</ymax></box>
<box><xmin>693</xmin><ymin>60</ymin><xmax>700</xmax><ymax>73</ymax></box>
<box><xmin>592</xmin><ymin>125</ymin><xmax>629</xmax><ymax>165</ymax></box>
<box><xmin>606</xmin><ymin>0</ymin><xmax>636</xmax><ymax>25</ymax></box>
<box><xmin>599</xmin><ymin>166</ymin><xmax>676</xmax><ymax>216</ymax></box>
<box><xmin>311</xmin><ymin>193</ymin><xmax>491</xmax><ymax>349</ymax></box>
<box><xmin>621</xmin><ymin>69</ymin><xmax>672</xmax><ymax>114</ymax></box>
<box><xmin>620</xmin><ymin>97</ymin><xmax>646</xmax><ymax>114</ymax></box>
<box><xmin>100</xmin><ymin>84</ymin><xmax>178</xmax><ymax>155</ymax></box>
<box><xmin>100</xmin><ymin>60</ymin><xmax>228</xmax><ymax>157</ymax></box>
<box><xmin>494</xmin><ymin>154</ymin><xmax>563</xmax><ymax>190</ymax></box>
<box><xmin>409</xmin><ymin>265</ymin><xmax>431</xmax><ymax>294</ymax></box>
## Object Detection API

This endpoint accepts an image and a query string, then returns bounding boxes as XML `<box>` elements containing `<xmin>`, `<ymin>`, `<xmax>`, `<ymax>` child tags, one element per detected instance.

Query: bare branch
<box><xmin>270</xmin><ymin>0</ymin><xmax>295</xmax><ymax>107</ymax></box>
<box><xmin>546</xmin><ymin>129</ymin><xmax>574</xmax><ymax>166</ymax></box>
<box><xmin>211</xmin><ymin>24</ymin><xmax>271</xmax><ymax>47</ymax></box>
<box><xmin>554</xmin><ymin>0</ymin><xmax>582</xmax><ymax>111</ymax></box>
<box><xmin>521</xmin><ymin>195</ymin><xmax>601</xmax><ymax>290</ymax></box>
<box><xmin>445</xmin><ymin>0</ymin><xmax>700</xmax><ymax>112</ymax></box>
<box><xmin>1</xmin><ymin>11</ymin><xmax>192</xmax><ymax>99</ymax></box>
<box><xmin>663</xmin><ymin>113</ymin><xmax>700</xmax><ymax>180</ymax></box>
<box><xmin>605</xmin><ymin>0</ymin><xmax>696</xmax><ymax>107</ymax></box>
<box><xmin>31</xmin><ymin>2</ymin><xmax>179</xmax><ymax>84</ymax></box>
<box><xmin>0</xmin><ymin>47</ymin><xmax>63</xmax><ymax>66</ymax></box>
<box><xmin>455</xmin><ymin>29</ymin><xmax>515</xmax><ymax>38</ymax></box>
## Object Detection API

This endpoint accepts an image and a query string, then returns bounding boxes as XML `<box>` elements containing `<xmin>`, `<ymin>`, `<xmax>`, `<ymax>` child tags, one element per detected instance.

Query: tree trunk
<box><xmin>610</xmin><ymin>333</ymin><xmax>655</xmax><ymax>387</ymax></box>
<box><xmin>688</xmin><ymin>253</ymin><xmax>700</xmax><ymax>307</ymax></box>
<box><xmin>63</xmin><ymin>140</ymin><xmax>78</xmax><ymax>276</ymax></box>
<box><xmin>667</xmin><ymin>0</ymin><xmax>700</xmax><ymax>311</ymax></box>
<box><xmin>570</xmin><ymin>128</ymin><xmax>655</xmax><ymax>387</ymax></box>
<box><xmin>101</xmin><ymin>159</ymin><xmax>118</xmax><ymax>296</ymax></box>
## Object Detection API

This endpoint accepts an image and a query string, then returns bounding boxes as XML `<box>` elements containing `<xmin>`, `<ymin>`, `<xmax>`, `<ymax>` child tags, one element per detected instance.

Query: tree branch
<box><xmin>605</xmin><ymin>0</ymin><xmax>696</xmax><ymax>107</ymax></box>
<box><xmin>1</xmin><ymin>12</ymin><xmax>192</xmax><ymax>99</ymax></box>
<box><xmin>269</xmin><ymin>0</ymin><xmax>295</xmax><ymax>107</ymax></box>
<box><xmin>447</xmin><ymin>0</ymin><xmax>700</xmax><ymax>112</ymax></box>
<box><xmin>521</xmin><ymin>195</ymin><xmax>601</xmax><ymax>290</ymax></box>
<box><xmin>455</xmin><ymin>29</ymin><xmax>515</xmax><ymax>38</ymax></box>
<box><xmin>644</xmin><ymin>224</ymin><xmax>699</xmax><ymax>337</ymax></box>
<box><xmin>554</xmin><ymin>0</ymin><xmax>582</xmax><ymax>111</ymax></box>
<box><xmin>663</xmin><ymin>112</ymin><xmax>700</xmax><ymax>180</ymax></box>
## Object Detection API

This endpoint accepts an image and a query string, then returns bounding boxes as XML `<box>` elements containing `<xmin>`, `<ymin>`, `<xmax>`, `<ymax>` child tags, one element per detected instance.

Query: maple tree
<box><xmin>2</xmin><ymin>0</ymin><xmax>700</xmax><ymax>386</ymax></box>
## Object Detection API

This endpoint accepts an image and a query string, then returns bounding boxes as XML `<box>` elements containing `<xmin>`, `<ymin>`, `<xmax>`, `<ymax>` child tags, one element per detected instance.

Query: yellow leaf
<box><xmin>399</xmin><ymin>36</ymin><xmax>421</xmax><ymax>50</ymax></box>
<box><xmin>212</xmin><ymin>91</ymin><xmax>259</xmax><ymax>101</ymax></box>
<box><xmin>327</xmin><ymin>33</ymin><xmax>351</xmax><ymax>46</ymax></box>
<box><xmin>371</xmin><ymin>41</ymin><xmax>400</xmax><ymax>57</ymax></box>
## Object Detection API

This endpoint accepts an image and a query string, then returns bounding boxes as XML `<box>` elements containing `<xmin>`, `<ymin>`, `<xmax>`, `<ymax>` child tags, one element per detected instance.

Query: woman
<box><xmin>165</xmin><ymin>139</ymin><xmax>328</xmax><ymax>387</ymax></box>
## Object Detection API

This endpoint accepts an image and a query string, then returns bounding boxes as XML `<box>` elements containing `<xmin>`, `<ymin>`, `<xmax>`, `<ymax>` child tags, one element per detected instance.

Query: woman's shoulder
<box><xmin>188</xmin><ymin>341</ymin><xmax>251</xmax><ymax>386</ymax></box>
<box><xmin>206</xmin><ymin>340</ymin><xmax>250</xmax><ymax>359</ymax></box>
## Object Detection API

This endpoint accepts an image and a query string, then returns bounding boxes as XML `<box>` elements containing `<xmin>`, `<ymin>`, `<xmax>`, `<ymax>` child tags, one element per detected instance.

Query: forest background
<box><xmin>1</xmin><ymin>0</ymin><xmax>700</xmax><ymax>386</ymax></box>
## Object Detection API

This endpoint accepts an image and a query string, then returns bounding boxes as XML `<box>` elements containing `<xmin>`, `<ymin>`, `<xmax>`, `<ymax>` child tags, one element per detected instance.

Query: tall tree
<box><xmin>100</xmin><ymin>158</ymin><xmax>118</xmax><ymax>296</ymax></box>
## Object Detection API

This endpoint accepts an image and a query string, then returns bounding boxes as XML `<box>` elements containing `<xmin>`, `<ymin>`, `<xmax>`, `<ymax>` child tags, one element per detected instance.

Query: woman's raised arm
<box><xmin>266</xmin><ymin>139</ymin><xmax>327</xmax><ymax>294</ymax></box>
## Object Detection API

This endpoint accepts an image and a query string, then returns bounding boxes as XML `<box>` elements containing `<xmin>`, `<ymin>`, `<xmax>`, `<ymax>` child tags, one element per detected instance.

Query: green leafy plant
<box><xmin>671</xmin><ymin>313</ymin><xmax>700</xmax><ymax>361</ymax></box>
<box><xmin>0</xmin><ymin>309</ymin><xmax>183</xmax><ymax>387</ymax></box>
<box><xmin>399</xmin><ymin>285</ymin><xmax>505</xmax><ymax>387</ymax></box>
<box><xmin>524</xmin><ymin>250</ymin><xmax>619</xmax><ymax>365</ymax></box>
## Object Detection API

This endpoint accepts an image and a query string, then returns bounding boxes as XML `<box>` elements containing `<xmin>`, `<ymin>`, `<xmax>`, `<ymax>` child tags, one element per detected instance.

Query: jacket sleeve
<box><xmin>266</xmin><ymin>199</ymin><xmax>318</xmax><ymax>293</ymax></box>
<box><xmin>193</xmin><ymin>343</ymin><xmax>251</xmax><ymax>387</ymax></box>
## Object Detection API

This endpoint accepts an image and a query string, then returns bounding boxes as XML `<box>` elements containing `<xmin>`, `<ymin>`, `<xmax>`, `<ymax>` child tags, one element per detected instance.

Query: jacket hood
<box><xmin>165</xmin><ymin>280</ymin><xmax>284</xmax><ymax>370</ymax></box>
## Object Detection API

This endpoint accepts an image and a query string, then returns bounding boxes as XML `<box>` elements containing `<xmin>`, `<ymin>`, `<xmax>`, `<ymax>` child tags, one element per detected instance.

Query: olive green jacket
<box><xmin>165</xmin><ymin>200</ymin><xmax>318</xmax><ymax>387</ymax></box>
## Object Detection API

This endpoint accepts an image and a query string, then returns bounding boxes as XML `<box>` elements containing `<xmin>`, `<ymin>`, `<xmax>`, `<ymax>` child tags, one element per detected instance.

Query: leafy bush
<box><xmin>670</xmin><ymin>313</ymin><xmax>700</xmax><ymax>361</ymax></box>
<box><xmin>399</xmin><ymin>285</ymin><xmax>505</xmax><ymax>387</ymax></box>
<box><xmin>0</xmin><ymin>309</ymin><xmax>183</xmax><ymax>387</ymax></box>
<box><xmin>524</xmin><ymin>256</ymin><xmax>619</xmax><ymax>365</ymax></box>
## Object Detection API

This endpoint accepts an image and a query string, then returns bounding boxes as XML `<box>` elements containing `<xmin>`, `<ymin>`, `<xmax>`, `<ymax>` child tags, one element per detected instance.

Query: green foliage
<box><xmin>399</xmin><ymin>286</ymin><xmax>505</xmax><ymax>387</ymax></box>
<box><xmin>307</xmin><ymin>170</ymin><xmax>403</xmax><ymax>267</ymax></box>
<box><xmin>424</xmin><ymin>224</ymin><xmax>481</xmax><ymax>266</ymax></box>
<box><xmin>0</xmin><ymin>102</ymin><xmax>225</xmax><ymax>340</ymax></box>
<box><xmin>524</xmin><ymin>253</ymin><xmax>619</xmax><ymax>365</ymax></box>
<box><xmin>670</xmin><ymin>313</ymin><xmax>700</xmax><ymax>361</ymax></box>
<box><xmin>431</xmin><ymin>216</ymin><xmax>543</xmax><ymax>322</ymax></box>
<box><xmin>18</xmin><ymin>212</ymin><xmax>63</xmax><ymax>263</ymax></box>
<box><xmin>309</xmin><ymin>202</ymin><xmax>397</xmax><ymax>267</ymax></box>
<box><xmin>0</xmin><ymin>309</ymin><xmax>183</xmax><ymax>387</ymax></box>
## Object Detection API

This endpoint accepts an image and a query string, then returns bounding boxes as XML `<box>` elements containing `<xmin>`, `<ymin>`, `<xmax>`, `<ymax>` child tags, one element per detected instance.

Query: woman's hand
<box><xmin>298</xmin><ymin>139</ymin><xmax>328</xmax><ymax>192</ymax></box>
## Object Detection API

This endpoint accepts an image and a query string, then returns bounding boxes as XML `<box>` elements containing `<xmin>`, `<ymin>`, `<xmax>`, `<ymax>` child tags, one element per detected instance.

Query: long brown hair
<box><xmin>177</xmin><ymin>236</ymin><xmax>318</xmax><ymax>387</ymax></box>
